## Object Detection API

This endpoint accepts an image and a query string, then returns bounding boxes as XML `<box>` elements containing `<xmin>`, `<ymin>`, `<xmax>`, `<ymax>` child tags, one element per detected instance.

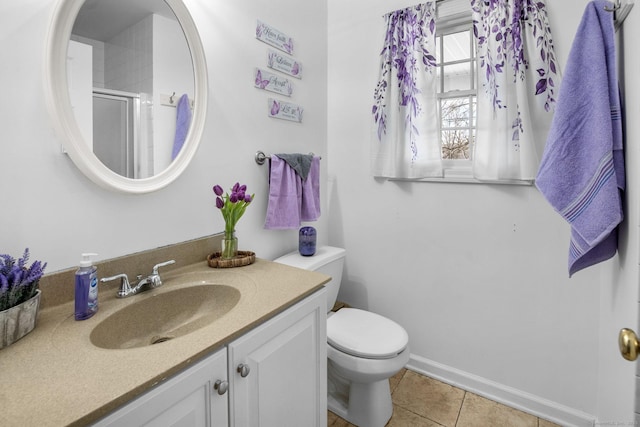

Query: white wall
<box><xmin>327</xmin><ymin>0</ymin><xmax>638</xmax><ymax>425</ymax></box>
<box><xmin>1</xmin><ymin>0</ymin><xmax>328</xmax><ymax>271</ymax></box>
<box><xmin>3</xmin><ymin>0</ymin><xmax>639</xmax><ymax>424</ymax></box>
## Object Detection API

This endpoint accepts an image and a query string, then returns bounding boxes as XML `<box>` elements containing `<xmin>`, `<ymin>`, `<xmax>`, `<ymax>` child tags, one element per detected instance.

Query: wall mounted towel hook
<box><xmin>169</xmin><ymin>92</ymin><xmax>176</xmax><ymax>104</ymax></box>
<box><xmin>604</xmin><ymin>0</ymin><xmax>620</xmax><ymax>11</ymax></box>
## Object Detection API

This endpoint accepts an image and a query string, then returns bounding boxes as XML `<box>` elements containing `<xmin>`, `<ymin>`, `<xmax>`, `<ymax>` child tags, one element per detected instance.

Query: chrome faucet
<box><xmin>101</xmin><ymin>260</ymin><xmax>176</xmax><ymax>298</ymax></box>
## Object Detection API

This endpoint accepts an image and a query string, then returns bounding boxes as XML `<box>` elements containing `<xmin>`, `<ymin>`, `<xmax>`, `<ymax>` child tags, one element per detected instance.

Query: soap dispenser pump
<box><xmin>75</xmin><ymin>253</ymin><xmax>98</xmax><ymax>320</ymax></box>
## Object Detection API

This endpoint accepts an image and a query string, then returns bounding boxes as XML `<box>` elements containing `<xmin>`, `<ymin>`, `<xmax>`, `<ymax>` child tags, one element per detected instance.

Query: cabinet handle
<box><xmin>237</xmin><ymin>363</ymin><xmax>251</xmax><ymax>378</ymax></box>
<box><xmin>213</xmin><ymin>380</ymin><xmax>228</xmax><ymax>395</ymax></box>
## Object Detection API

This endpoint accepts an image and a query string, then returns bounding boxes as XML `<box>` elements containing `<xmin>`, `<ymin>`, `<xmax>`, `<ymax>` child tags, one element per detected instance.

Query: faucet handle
<box><xmin>101</xmin><ymin>273</ymin><xmax>133</xmax><ymax>298</ymax></box>
<box><xmin>151</xmin><ymin>260</ymin><xmax>176</xmax><ymax>275</ymax></box>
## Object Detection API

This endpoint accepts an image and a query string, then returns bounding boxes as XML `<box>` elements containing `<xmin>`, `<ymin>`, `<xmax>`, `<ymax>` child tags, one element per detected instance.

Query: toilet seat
<box><xmin>327</xmin><ymin>308</ymin><xmax>408</xmax><ymax>359</ymax></box>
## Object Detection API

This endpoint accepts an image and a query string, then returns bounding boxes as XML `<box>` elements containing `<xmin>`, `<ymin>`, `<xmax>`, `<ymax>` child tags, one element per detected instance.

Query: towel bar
<box><xmin>255</xmin><ymin>150</ymin><xmax>320</xmax><ymax>165</ymax></box>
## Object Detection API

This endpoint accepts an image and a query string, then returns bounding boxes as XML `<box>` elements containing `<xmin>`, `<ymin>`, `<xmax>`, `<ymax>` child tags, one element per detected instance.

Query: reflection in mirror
<box><xmin>69</xmin><ymin>0</ymin><xmax>195</xmax><ymax>178</ymax></box>
<box><xmin>45</xmin><ymin>0</ymin><xmax>207</xmax><ymax>193</ymax></box>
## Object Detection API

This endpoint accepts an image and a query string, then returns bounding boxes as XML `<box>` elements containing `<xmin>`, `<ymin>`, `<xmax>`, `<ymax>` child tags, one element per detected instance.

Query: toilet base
<box><xmin>328</xmin><ymin>373</ymin><xmax>393</xmax><ymax>427</ymax></box>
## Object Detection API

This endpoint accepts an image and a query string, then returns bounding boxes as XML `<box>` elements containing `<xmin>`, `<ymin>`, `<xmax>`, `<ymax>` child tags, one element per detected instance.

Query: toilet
<box><xmin>274</xmin><ymin>246</ymin><xmax>410</xmax><ymax>427</ymax></box>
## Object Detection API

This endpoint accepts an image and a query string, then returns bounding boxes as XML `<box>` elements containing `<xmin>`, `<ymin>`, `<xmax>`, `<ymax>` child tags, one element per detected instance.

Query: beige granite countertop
<box><xmin>0</xmin><ymin>258</ymin><xmax>329</xmax><ymax>427</ymax></box>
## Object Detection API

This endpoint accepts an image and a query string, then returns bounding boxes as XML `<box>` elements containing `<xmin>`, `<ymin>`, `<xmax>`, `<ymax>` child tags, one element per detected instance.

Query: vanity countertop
<box><xmin>0</xmin><ymin>259</ymin><xmax>329</xmax><ymax>427</ymax></box>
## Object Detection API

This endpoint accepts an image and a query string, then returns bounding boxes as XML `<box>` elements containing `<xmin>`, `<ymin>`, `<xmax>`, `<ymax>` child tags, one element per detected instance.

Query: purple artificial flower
<box><xmin>213</xmin><ymin>185</ymin><xmax>224</xmax><ymax>196</ymax></box>
<box><xmin>0</xmin><ymin>248</ymin><xmax>46</xmax><ymax>311</ymax></box>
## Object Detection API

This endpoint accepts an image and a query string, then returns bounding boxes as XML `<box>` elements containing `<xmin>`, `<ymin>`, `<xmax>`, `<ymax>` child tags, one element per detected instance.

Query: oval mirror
<box><xmin>45</xmin><ymin>0</ymin><xmax>208</xmax><ymax>193</ymax></box>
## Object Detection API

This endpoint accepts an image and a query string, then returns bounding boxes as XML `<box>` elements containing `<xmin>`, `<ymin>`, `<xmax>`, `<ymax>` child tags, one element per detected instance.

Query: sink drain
<box><xmin>150</xmin><ymin>335</ymin><xmax>174</xmax><ymax>345</ymax></box>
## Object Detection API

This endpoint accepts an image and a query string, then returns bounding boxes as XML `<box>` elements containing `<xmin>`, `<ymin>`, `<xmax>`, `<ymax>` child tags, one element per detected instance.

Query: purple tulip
<box><xmin>244</xmin><ymin>194</ymin><xmax>252</xmax><ymax>203</ymax></box>
<box><xmin>239</xmin><ymin>184</ymin><xmax>247</xmax><ymax>192</ymax></box>
<box><xmin>229</xmin><ymin>193</ymin><xmax>238</xmax><ymax>203</ymax></box>
<box><xmin>232</xmin><ymin>182</ymin><xmax>240</xmax><ymax>192</ymax></box>
<box><xmin>213</xmin><ymin>185</ymin><xmax>224</xmax><ymax>196</ymax></box>
<box><xmin>216</xmin><ymin>197</ymin><xmax>224</xmax><ymax>209</ymax></box>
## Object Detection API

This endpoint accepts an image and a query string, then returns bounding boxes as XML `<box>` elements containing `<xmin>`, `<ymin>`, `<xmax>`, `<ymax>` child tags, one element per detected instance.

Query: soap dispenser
<box><xmin>75</xmin><ymin>253</ymin><xmax>98</xmax><ymax>320</ymax></box>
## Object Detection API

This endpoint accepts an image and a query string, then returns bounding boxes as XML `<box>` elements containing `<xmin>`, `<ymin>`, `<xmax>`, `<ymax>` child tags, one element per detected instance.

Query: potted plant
<box><xmin>0</xmin><ymin>248</ymin><xmax>47</xmax><ymax>349</ymax></box>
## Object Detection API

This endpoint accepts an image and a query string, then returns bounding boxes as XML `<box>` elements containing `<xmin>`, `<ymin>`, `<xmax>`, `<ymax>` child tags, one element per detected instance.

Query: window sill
<box><xmin>388</xmin><ymin>167</ymin><xmax>534</xmax><ymax>186</ymax></box>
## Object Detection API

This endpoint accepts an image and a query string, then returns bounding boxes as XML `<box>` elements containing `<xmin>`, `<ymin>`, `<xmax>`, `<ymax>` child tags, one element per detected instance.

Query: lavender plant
<box><xmin>0</xmin><ymin>249</ymin><xmax>47</xmax><ymax>311</ymax></box>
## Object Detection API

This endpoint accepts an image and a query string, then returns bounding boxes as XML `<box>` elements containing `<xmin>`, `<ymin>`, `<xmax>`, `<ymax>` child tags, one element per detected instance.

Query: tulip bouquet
<box><xmin>0</xmin><ymin>248</ymin><xmax>47</xmax><ymax>312</ymax></box>
<box><xmin>213</xmin><ymin>183</ymin><xmax>254</xmax><ymax>258</ymax></box>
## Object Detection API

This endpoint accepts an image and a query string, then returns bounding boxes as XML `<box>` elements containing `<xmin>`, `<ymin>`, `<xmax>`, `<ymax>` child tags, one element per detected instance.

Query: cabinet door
<box><xmin>228</xmin><ymin>289</ymin><xmax>327</xmax><ymax>427</ymax></box>
<box><xmin>92</xmin><ymin>347</ymin><xmax>228</xmax><ymax>427</ymax></box>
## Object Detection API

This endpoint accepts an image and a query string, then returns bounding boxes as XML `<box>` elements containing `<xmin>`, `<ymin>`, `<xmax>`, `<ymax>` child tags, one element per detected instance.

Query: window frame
<box><xmin>436</xmin><ymin>14</ymin><xmax>476</xmax><ymax>179</ymax></box>
<box><xmin>392</xmin><ymin>11</ymin><xmax>531</xmax><ymax>186</ymax></box>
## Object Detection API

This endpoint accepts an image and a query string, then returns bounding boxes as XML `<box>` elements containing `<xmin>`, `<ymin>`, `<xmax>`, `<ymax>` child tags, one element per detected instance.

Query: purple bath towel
<box><xmin>171</xmin><ymin>94</ymin><xmax>192</xmax><ymax>160</ymax></box>
<box><xmin>264</xmin><ymin>155</ymin><xmax>321</xmax><ymax>229</ymax></box>
<box><xmin>536</xmin><ymin>0</ymin><xmax>624</xmax><ymax>277</ymax></box>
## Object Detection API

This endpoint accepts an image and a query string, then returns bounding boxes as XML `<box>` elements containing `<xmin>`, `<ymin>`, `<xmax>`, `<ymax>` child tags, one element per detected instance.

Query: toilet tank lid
<box><xmin>273</xmin><ymin>246</ymin><xmax>346</xmax><ymax>271</ymax></box>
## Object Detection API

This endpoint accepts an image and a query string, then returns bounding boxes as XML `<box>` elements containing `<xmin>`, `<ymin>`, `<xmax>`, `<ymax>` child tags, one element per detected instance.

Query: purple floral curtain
<box><xmin>471</xmin><ymin>0</ymin><xmax>560</xmax><ymax>181</ymax></box>
<box><xmin>371</xmin><ymin>2</ymin><xmax>442</xmax><ymax>179</ymax></box>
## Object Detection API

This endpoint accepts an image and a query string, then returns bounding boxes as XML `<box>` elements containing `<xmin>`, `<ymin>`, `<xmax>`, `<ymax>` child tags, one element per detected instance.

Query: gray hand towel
<box><xmin>274</xmin><ymin>153</ymin><xmax>313</xmax><ymax>180</ymax></box>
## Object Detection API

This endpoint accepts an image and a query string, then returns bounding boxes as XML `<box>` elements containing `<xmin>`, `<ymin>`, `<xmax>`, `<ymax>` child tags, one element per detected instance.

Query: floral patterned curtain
<box><xmin>371</xmin><ymin>2</ymin><xmax>442</xmax><ymax>179</ymax></box>
<box><xmin>471</xmin><ymin>0</ymin><xmax>559</xmax><ymax>181</ymax></box>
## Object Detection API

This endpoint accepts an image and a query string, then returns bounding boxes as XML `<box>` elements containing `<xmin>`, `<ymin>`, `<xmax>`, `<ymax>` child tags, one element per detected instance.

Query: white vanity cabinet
<box><xmin>92</xmin><ymin>289</ymin><xmax>326</xmax><ymax>427</ymax></box>
<box><xmin>92</xmin><ymin>347</ymin><xmax>229</xmax><ymax>427</ymax></box>
<box><xmin>228</xmin><ymin>288</ymin><xmax>327</xmax><ymax>426</ymax></box>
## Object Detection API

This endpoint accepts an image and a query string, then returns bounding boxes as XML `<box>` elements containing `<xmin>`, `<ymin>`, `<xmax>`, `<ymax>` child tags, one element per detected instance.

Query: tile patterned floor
<box><xmin>327</xmin><ymin>369</ymin><xmax>562</xmax><ymax>427</ymax></box>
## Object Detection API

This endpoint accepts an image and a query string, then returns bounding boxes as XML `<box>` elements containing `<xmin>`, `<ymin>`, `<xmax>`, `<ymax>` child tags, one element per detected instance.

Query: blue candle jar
<box><xmin>299</xmin><ymin>226</ymin><xmax>316</xmax><ymax>256</ymax></box>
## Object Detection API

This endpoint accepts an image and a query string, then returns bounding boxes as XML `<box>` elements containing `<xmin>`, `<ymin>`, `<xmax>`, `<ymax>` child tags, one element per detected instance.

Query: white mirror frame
<box><xmin>44</xmin><ymin>0</ymin><xmax>208</xmax><ymax>194</ymax></box>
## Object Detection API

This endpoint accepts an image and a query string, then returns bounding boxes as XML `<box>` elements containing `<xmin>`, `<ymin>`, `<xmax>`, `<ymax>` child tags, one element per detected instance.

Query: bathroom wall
<box><xmin>327</xmin><ymin>0</ymin><xmax>640</xmax><ymax>425</ymax></box>
<box><xmin>4</xmin><ymin>0</ymin><xmax>639</xmax><ymax>424</ymax></box>
<box><xmin>2</xmin><ymin>0</ymin><xmax>328</xmax><ymax>272</ymax></box>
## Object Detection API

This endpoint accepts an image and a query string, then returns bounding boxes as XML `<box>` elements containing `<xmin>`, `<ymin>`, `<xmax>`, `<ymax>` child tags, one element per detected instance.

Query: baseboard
<box><xmin>406</xmin><ymin>354</ymin><xmax>596</xmax><ymax>427</ymax></box>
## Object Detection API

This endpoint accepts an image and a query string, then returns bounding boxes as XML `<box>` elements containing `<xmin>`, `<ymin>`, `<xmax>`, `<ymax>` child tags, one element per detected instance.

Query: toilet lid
<box><xmin>327</xmin><ymin>308</ymin><xmax>408</xmax><ymax>359</ymax></box>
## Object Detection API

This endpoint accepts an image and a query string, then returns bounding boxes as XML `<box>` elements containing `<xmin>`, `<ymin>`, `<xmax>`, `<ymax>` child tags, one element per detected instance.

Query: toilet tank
<box><xmin>273</xmin><ymin>246</ymin><xmax>346</xmax><ymax>313</ymax></box>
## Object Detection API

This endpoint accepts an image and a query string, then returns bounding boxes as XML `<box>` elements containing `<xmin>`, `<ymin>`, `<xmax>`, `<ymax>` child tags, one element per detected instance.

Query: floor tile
<box><xmin>392</xmin><ymin>370</ymin><xmax>465</xmax><ymax>426</ymax></box>
<box><xmin>386</xmin><ymin>405</ymin><xmax>443</xmax><ymax>427</ymax></box>
<box><xmin>456</xmin><ymin>392</ymin><xmax>537</xmax><ymax>427</ymax></box>
<box><xmin>389</xmin><ymin>368</ymin><xmax>407</xmax><ymax>394</ymax></box>
<box><xmin>328</xmin><ymin>410</ymin><xmax>357</xmax><ymax>427</ymax></box>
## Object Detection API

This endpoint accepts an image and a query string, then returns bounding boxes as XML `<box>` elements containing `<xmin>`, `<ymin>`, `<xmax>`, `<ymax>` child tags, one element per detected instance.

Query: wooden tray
<box><xmin>207</xmin><ymin>251</ymin><xmax>256</xmax><ymax>268</ymax></box>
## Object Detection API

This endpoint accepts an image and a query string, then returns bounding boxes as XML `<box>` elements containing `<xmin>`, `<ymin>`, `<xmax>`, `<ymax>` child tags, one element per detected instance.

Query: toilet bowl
<box><xmin>274</xmin><ymin>246</ymin><xmax>409</xmax><ymax>427</ymax></box>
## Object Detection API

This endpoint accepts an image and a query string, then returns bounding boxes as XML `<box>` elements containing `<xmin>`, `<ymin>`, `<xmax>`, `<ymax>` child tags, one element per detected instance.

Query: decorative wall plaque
<box><xmin>267</xmin><ymin>50</ymin><xmax>302</xmax><ymax>79</ymax></box>
<box><xmin>254</xmin><ymin>68</ymin><xmax>293</xmax><ymax>96</ymax></box>
<box><xmin>256</xmin><ymin>20</ymin><xmax>294</xmax><ymax>55</ymax></box>
<box><xmin>268</xmin><ymin>98</ymin><xmax>303</xmax><ymax>123</ymax></box>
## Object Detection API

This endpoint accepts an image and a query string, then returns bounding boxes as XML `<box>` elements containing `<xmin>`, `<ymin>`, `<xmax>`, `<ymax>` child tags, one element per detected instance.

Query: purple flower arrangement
<box><xmin>213</xmin><ymin>183</ymin><xmax>255</xmax><ymax>239</ymax></box>
<box><xmin>0</xmin><ymin>248</ymin><xmax>47</xmax><ymax>312</ymax></box>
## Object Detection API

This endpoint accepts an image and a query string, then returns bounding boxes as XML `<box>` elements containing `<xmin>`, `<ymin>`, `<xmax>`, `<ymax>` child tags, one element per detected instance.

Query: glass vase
<box><xmin>221</xmin><ymin>231</ymin><xmax>238</xmax><ymax>259</ymax></box>
<box><xmin>299</xmin><ymin>226</ymin><xmax>316</xmax><ymax>256</ymax></box>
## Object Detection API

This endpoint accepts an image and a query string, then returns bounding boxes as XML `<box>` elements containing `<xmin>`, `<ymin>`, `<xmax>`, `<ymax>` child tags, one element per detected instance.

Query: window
<box><xmin>435</xmin><ymin>18</ymin><xmax>477</xmax><ymax>171</ymax></box>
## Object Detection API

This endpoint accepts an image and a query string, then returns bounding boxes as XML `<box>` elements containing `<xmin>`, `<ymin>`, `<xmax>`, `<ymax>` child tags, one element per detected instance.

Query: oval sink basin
<box><xmin>90</xmin><ymin>285</ymin><xmax>240</xmax><ymax>349</ymax></box>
